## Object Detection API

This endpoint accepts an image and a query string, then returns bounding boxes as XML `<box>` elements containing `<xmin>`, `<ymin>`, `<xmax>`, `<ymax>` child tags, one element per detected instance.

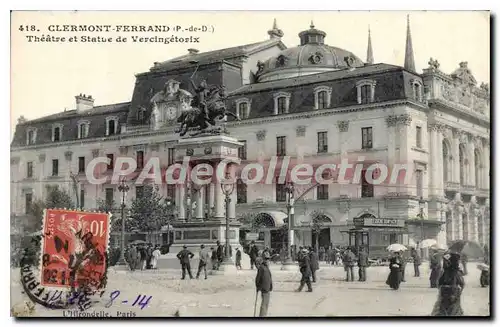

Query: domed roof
<box><xmin>257</xmin><ymin>23</ymin><xmax>364</xmax><ymax>82</ymax></box>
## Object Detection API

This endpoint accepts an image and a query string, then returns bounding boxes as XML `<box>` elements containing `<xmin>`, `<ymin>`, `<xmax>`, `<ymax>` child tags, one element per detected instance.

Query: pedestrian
<box><xmin>309</xmin><ymin>246</ymin><xmax>319</xmax><ymax>283</ymax></box>
<box><xmin>296</xmin><ymin>248</ymin><xmax>312</xmax><ymax>292</ymax></box>
<box><xmin>400</xmin><ymin>251</ymin><xmax>407</xmax><ymax>282</ymax></box>
<box><xmin>139</xmin><ymin>246</ymin><xmax>147</xmax><ymax>270</ymax></box>
<box><xmin>177</xmin><ymin>245</ymin><xmax>194</xmax><ymax>280</ymax></box>
<box><xmin>249</xmin><ymin>241</ymin><xmax>259</xmax><ymax>270</ymax></box>
<box><xmin>262</xmin><ymin>246</ymin><xmax>271</xmax><ymax>259</ymax></box>
<box><xmin>411</xmin><ymin>248</ymin><xmax>421</xmax><ymax>277</ymax></box>
<box><xmin>211</xmin><ymin>247</ymin><xmax>218</xmax><ymax>270</ymax></box>
<box><xmin>483</xmin><ymin>244</ymin><xmax>490</xmax><ymax>265</ymax></box>
<box><xmin>386</xmin><ymin>251</ymin><xmax>403</xmax><ymax>290</ymax></box>
<box><xmin>343</xmin><ymin>247</ymin><xmax>355</xmax><ymax>282</ymax></box>
<box><xmin>128</xmin><ymin>245</ymin><xmax>137</xmax><ymax>271</ymax></box>
<box><xmin>460</xmin><ymin>253</ymin><xmax>468</xmax><ymax>275</ymax></box>
<box><xmin>151</xmin><ymin>245</ymin><xmax>161</xmax><ymax>269</ymax></box>
<box><xmin>196</xmin><ymin>244</ymin><xmax>209</xmax><ymax>279</ymax></box>
<box><xmin>319</xmin><ymin>246</ymin><xmax>325</xmax><ymax>262</ymax></box>
<box><xmin>146</xmin><ymin>243</ymin><xmax>153</xmax><ymax>269</ymax></box>
<box><xmin>134</xmin><ymin>246</ymin><xmax>141</xmax><ymax>270</ymax></box>
<box><xmin>431</xmin><ymin>252</ymin><xmax>465</xmax><ymax>316</ymax></box>
<box><xmin>255</xmin><ymin>251</ymin><xmax>273</xmax><ymax>317</ymax></box>
<box><xmin>357</xmin><ymin>246</ymin><xmax>368</xmax><ymax>282</ymax></box>
<box><xmin>429</xmin><ymin>249</ymin><xmax>443</xmax><ymax>288</ymax></box>
<box><xmin>216</xmin><ymin>240</ymin><xmax>224</xmax><ymax>268</ymax></box>
<box><xmin>235</xmin><ymin>248</ymin><xmax>242</xmax><ymax>270</ymax></box>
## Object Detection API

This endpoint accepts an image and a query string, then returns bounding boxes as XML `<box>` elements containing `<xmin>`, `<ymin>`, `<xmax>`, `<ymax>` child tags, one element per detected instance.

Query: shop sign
<box><xmin>354</xmin><ymin>217</ymin><xmax>405</xmax><ymax>228</ymax></box>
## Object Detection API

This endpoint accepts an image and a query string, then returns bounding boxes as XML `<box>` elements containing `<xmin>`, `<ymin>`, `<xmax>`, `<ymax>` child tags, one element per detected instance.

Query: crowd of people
<box><xmin>126</xmin><ymin>243</ymin><xmax>161</xmax><ymax>271</ymax></box>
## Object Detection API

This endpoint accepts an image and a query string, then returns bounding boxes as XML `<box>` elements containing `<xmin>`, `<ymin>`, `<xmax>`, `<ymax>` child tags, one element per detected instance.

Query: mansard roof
<box><xmin>149</xmin><ymin>38</ymin><xmax>287</xmax><ymax>72</ymax></box>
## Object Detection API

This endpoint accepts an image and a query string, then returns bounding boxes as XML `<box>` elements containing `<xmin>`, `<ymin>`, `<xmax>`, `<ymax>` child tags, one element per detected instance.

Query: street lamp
<box><xmin>281</xmin><ymin>181</ymin><xmax>296</xmax><ymax>270</ymax></box>
<box><xmin>418</xmin><ymin>197</ymin><xmax>426</xmax><ymax>255</ymax></box>
<box><xmin>221</xmin><ymin>174</ymin><xmax>235</xmax><ymax>264</ymax></box>
<box><xmin>116</xmin><ymin>178</ymin><xmax>130</xmax><ymax>266</ymax></box>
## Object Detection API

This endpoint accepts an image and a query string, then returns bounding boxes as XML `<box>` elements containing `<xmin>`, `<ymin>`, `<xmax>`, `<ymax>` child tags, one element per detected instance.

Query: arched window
<box><xmin>317</xmin><ymin>91</ymin><xmax>327</xmax><ymax>109</ymax></box>
<box><xmin>442</xmin><ymin>140</ymin><xmax>450</xmax><ymax>184</ymax></box>
<box><xmin>474</xmin><ymin>149</ymin><xmax>481</xmax><ymax>188</ymax></box>
<box><xmin>459</xmin><ymin>144</ymin><xmax>466</xmax><ymax>185</ymax></box>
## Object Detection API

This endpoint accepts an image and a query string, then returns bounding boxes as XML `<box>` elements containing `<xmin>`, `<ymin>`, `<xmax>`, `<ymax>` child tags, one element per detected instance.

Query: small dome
<box><xmin>257</xmin><ymin>23</ymin><xmax>364</xmax><ymax>82</ymax></box>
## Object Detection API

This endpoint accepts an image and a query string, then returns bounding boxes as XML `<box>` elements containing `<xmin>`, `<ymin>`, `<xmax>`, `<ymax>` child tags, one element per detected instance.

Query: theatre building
<box><xmin>10</xmin><ymin>18</ymin><xmax>490</xmax><ymax>252</ymax></box>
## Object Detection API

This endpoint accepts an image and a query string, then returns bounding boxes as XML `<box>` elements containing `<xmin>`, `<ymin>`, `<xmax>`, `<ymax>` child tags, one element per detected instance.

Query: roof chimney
<box><xmin>188</xmin><ymin>48</ymin><xmax>199</xmax><ymax>55</ymax></box>
<box><xmin>75</xmin><ymin>94</ymin><xmax>94</xmax><ymax>112</ymax></box>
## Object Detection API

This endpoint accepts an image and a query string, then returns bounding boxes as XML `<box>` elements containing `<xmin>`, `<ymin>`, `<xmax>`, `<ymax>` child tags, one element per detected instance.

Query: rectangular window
<box><xmin>80</xmin><ymin>188</ymin><xmax>85</xmax><ymax>209</ymax></box>
<box><xmin>107</xmin><ymin>154</ymin><xmax>114</xmax><ymax>171</ymax></box>
<box><xmin>361</xmin><ymin>169</ymin><xmax>374</xmax><ymax>198</ymax></box>
<box><xmin>276</xmin><ymin>136</ymin><xmax>286</xmax><ymax>156</ymax></box>
<box><xmin>317</xmin><ymin>91</ymin><xmax>327</xmax><ymax>109</ymax></box>
<box><xmin>52</xmin><ymin>159</ymin><xmax>59</xmax><ymax>176</ymax></box>
<box><xmin>317</xmin><ymin>184</ymin><xmax>329</xmax><ymax>200</ymax></box>
<box><xmin>317</xmin><ymin>132</ymin><xmax>328</xmax><ymax>153</ymax></box>
<box><xmin>237</xmin><ymin>179</ymin><xmax>247</xmax><ymax>204</ymax></box>
<box><xmin>108</xmin><ymin>120</ymin><xmax>116</xmax><ymax>135</ymax></box>
<box><xmin>416</xmin><ymin>126</ymin><xmax>422</xmax><ymax>148</ymax></box>
<box><xmin>238</xmin><ymin>140</ymin><xmax>247</xmax><ymax>160</ymax></box>
<box><xmin>25</xmin><ymin>193</ymin><xmax>33</xmax><ymax>214</ymax></box>
<box><xmin>167</xmin><ymin>148</ymin><xmax>175</xmax><ymax>166</ymax></box>
<box><xmin>238</xmin><ymin>102</ymin><xmax>248</xmax><ymax>119</ymax></box>
<box><xmin>79</xmin><ymin>124</ymin><xmax>86</xmax><ymax>138</ymax></box>
<box><xmin>27</xmin><ymin>161</ymin><xmax>33</xmax><ymax>178</ymax></box>
<box><xmin>27</xmin><ymin>130</ymin><xmax>35</xmax><ymax>145</ymax></box>
<box><xmin>105</xmin><ymin>188</ymin><xmax>114</xmax><ymax>207</ymax></box>
<box><xmin>276</xmin><ymin>183</ymin><xmax>287</xmax><ymax>202</ymax></box>
<box><xmin>414</xmin><ymin>84</ymin><xmax>421</xmax><ymax>101</ymax></box>
<box><xmin>135</xmin><ymin>185</ymin><xmax>144</xmax><ymax>198</ymax></box>
<box><xmin>277</xmin><ymin>97</ymin><xmax>287</xmax><ymax>114</ymax></box>
<box><xmin>53</xmin><ymin>127</ymin><xmax>61</xmax><ymax>142</ymax></box>
<box><xmin>167</xmin><ymin>184</ymin><xmax>176</xmax><ymax>204</ymax></box>
<box><xmin>361</xmin><ymin>127</ymin><xmax>373</xmax><ymax>149</ymax></box>
<box><xmin>78</xmin><ymin>156</ymin><xmax>85</xmax><ymax>173</ymax></box>
<box><xmin>361</xmin><ymin>85</ymin><xmax>371</xmax><ymax>104</ymax></box>
<box><xmin>136</xmin><ymin>151</ymin><xmax>144</xmax><ymax>169</ymax></box>
<box><xmin>416</xmin><ymin>170</ymin><xmax>423</xmax><ymax>198</ymax></box>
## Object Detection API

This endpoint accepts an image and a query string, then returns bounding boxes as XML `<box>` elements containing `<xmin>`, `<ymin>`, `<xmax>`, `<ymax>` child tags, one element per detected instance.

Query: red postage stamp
<box><xmin>41</xmin><ymin>209</ymin><xmax>111</xmax><ymax>289</ymax></box>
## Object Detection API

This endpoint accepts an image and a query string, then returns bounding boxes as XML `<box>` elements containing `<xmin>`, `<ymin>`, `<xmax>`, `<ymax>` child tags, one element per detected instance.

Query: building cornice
<box><xmin>428</xmin><ymin>99</ymin><xmax>490</xmax><ymax>128</ymax></box>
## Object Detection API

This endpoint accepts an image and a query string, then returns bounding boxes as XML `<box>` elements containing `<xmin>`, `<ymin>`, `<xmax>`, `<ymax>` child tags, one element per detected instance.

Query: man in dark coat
<box><xmin>177</xmin><ymin>245</ymin><xmax>194</xmax><ymax>279</ymax></box>
<box><xmin>357</xmin><ymin>247</ymin><xmax>369</xmax><ymax>282</ymax></box>
<box><xmin>343</xmin><ymin>247</ymin><xmax>355</xmax><ymax>282</ymax></box>
<box><xmin>216</xmin><ymin>240</ymin><xmax>224</xmax><ymax>267</ymax></box>
<box><xmin>309</xmin><ymin>247</ymin><xmax>319</xmax><ymax>283</ymax></box>
<box><xmin>210</xmin><ymin>247</ymin><xmax>218</xmax><ymax>270</ymax></box>
<box><xmin>196</xmin><ymin>244</ymin><xmax>210</xmax><ymax>279</ymax></box>
<box><xmin>235</xmin><ymin>248</ymin><xmax>242</xmax><ymax>270</ymax></box>
<box><xmin>296</xmin><ymin>248</ymin><xmax>313</xmax><ymax>292</ymax></box>
<box><xmin>411</xmin><ymin>248</ymin><xmax>421</xmax><ymax>277</ymax></box>
<box><xmin>249</xmin><ymin>241</ymin><xmax>259</xmax><ymax>270</ymax></box>
<box><xmin>255</xmin><ymin>252</ymin><xmax>273</xmax><ymax>317</ymax></box>
<box><xmin>128</xmin><ymin>245</ymin><xmax>137</xmax><ymax>271</ymax></box>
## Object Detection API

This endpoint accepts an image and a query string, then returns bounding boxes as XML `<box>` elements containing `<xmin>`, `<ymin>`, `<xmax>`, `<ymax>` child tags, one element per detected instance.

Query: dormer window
<box><xmin>26</xmin><ymin>128</ymin><xmax>37</xmax><ymax>145</ymax></box>
<box><xmin>137</xmin><ymin>107</ymin><xmax>146</xmax><ymax>124</ymax></box>
<box><xmin>313</xmin><ymin>86</ymin><xmax>332</xmax><ymax>109</ymax></box>
<box><xmin>52</xmin><ymin>124</ymin><xmax>63</xmax><ymax>142</ymax></box>
<box><xmin>273</xmin><ymin>92</ymin><xmax>291</xmax><ymax>115</ymax></box>
<box><xmin>356</xmin><ymin>79</ymin><xmax>377</xmax><ymax>104</ymax></box>
<box><xmin>235</xmin><ymin>98</ymin><xmax>251</xmax><ymax>119</ymax></box>
<box><xmin>411</xmin><ymin>80</ymin><xmax>423</xmax><ymax>102</ymax></box>
<box><xmin>77</xmin><ymin>120</ymin><xmax>90</xmax><ymax>139</ymax></box>
<box><xmin>106</xmin><ymin>116</ymin><xmax>119</xmax><ymax>136</ymax></box>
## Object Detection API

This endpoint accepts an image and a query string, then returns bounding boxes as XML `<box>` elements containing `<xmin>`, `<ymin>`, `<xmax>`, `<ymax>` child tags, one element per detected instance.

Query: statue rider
<box><xmin>190</xmin><ymin>78</ymin><xmax>210</xmax><ymax>121</ymax></box>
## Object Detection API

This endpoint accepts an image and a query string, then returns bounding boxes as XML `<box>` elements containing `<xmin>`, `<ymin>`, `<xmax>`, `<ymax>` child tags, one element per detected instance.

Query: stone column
<box><xmin>470</xmin><ymin>197</ymin><xmax>479</xmax><ymax>242</ymax></box>
<box><xmin>428</xmin><ymin>124</ymin><xmax>439</xmax><ymax>197</ymax></box>
<box><xmin>467</xmin><ymin>137</ymin><xmax>475</xmax><ymax>186</ymax></box>
<box><xmin>397</xmin><ymin>114</ymin><xmax>412</xmax><ymax>194</ymax></box>
<box><xmin>385</xmin><ymin>115</ymin><xmax>397</xmax><ymax>194</ymax></box>
<box><xmin>435</xmin><ymin>127</ymin><xmax>445</xmax><ymax>196</ymax></box>
<box><xmin>213</xmin><ymin>179</ymin><xmax>225</xmax><ymax>219</ymax></box>
<box><xmin>208</xmin><ymin>183</ymin><xmax>215</xmax><ymax>214</ymax></box>
<box><xmin>228</xmin><ymin>187</ymin><xmax>237</xmax><ymax>220</ymax></box>
<box><xmin>483</xmin><ymin>140</ymin><xmax>490</xmax><ymax>189</ymax></box>
<box><xmin>195</xmin><ymin>186</ymin><xmax>205</xmax><ymax>220</ymax></box>
<box><xmin>177</xmin><ymin>184</ymin><xmax>186</xmax><ymax>221</ymax></box>
<box><xmin>452</xmin><ymin>130</ymin><xmax>461</xmax><ymax>184</ymax></box>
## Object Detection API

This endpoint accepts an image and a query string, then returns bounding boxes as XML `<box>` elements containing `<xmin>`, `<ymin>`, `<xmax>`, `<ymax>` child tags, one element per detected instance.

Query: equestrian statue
<box><xmin>175</xmin><ymin>69</ymin><xmax>239</xmax><ymax>137</ymax></box>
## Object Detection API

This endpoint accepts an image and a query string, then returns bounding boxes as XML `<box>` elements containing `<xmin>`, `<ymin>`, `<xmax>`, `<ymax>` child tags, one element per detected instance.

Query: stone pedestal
<box><xmin>169</xmin><ymin>133</ymin><xmax>244</xmax><ymax>267</ymax></box>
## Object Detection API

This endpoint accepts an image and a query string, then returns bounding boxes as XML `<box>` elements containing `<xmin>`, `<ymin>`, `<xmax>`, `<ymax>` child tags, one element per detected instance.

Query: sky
<box><xmin>10</xmin><ymin>11</ymin><xmax>490</xmax><ymax>137</ymax></box>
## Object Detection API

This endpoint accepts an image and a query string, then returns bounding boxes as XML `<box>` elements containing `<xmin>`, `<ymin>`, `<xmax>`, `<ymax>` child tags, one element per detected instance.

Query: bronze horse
<box><xmin>176</xmin><ymin>86</ymin><xmax>239</xmax><ymax>136</ymax></box>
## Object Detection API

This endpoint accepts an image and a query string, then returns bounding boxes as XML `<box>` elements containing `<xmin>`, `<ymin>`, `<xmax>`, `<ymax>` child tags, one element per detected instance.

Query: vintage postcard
<box><xmin>10</xmin><ymin>11</ymin><xmax>490</xmax><ymax>317</ymax></box>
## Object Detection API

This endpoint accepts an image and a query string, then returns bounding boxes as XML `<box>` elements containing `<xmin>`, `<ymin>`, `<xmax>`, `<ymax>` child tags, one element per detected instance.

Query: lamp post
<box><xmin>418</xmin><ymin>196</ymin><xmax>426</xmax><ymax>257</ymax></box>
<box><xmin>116</xmin><ymin>178</ymin><xmax>130</xmax><ymax>266</ymax></box>
<box><xmin>165</xmin><ymin>198</ymin><xmax>173</xmax><ymax>245</ymax></box>
<box><xmin>281</xmin><ymin>181</ymin><xmax>296</xmax><ymax>270</ymax></box>
<box><xmin>221</xmin><ymin>175</ymin><xmax>235</xmax><ymax>264</ymax></box>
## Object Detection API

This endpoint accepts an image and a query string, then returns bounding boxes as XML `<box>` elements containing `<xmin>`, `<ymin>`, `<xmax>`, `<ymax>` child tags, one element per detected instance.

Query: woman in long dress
<box><xmin>386</xmin><ymin>252</ymin><xmax>402</xmax><ymax>290</ymax></box>
<box><xmin>431</xmin><ymin>252</ymin><xmax>465</xmax><ymax>316</ymax></box>
<box><xmin>151</xmin><ymin>246</ymin><xmax>161</xmax><ymax>269</ymax></box>
<box><xmin>429</xmin><ymin>249</ymin><xmax>442</xmax><ymax>288</ymax></box>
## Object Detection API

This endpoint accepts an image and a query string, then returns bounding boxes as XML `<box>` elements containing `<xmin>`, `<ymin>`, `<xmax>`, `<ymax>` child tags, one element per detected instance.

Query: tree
<box><xmin>45</xmin><ymin>185</ymin><xmax>74</xmax><ymax>209</ymax></box>
<box><xmin>310</xmin><ymin>210</ymin><xmax>326</xmax><ymax>251</ymax></box>
<box><xmin>129</xmin><ymin>185</ymin><xmax>169</xmax><ymax>244</ymax></box>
